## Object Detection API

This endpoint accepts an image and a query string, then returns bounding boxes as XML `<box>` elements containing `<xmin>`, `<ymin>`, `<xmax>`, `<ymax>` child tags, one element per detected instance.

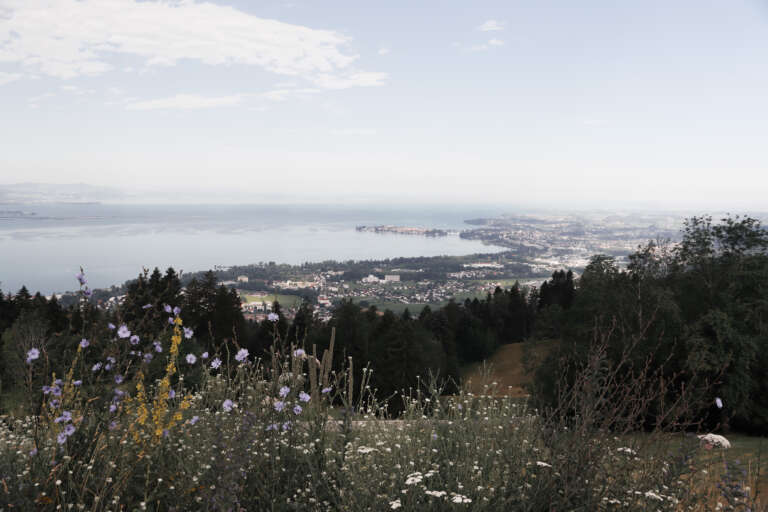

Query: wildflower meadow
<box><xmin>0</xmin><ymin>272</ymin><xmax>764</xmax><ymax>511</ymax></box>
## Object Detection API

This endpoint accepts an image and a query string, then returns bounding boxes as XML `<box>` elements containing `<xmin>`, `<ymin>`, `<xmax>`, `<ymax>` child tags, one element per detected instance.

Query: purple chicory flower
<box><xmin>26</xmin><ymin>348</ymin><xmax>40</xmax><ymax>363</ymax></box>
<box><xmin>293</xmin><ymin>405</ymin><xmax>302</xmax><ymax>415</ymax></box>
<box><xmin>201</xmin><ymin>352</ymin><xmax>208</xmax><ymax>359</ymax></box>
<box><xmin>107</xmin><ymin>356</ymin><xmax>116</xmax><ymax>364</ymax></box>
<box><xmin>210</xmin><ymin>358</ymin><xmax>222</xmax><ymax>369</ymax></box>
<box><xmin>173</xmin><ymin>306</ymin><xmax>181</xmax><ymax>316</ymax></box>
<box><xmin>190</xmin><ymin>415</ymin><xmax>199</xmax><ymax>425</ymax></box>
<box><xmin>29</xmin><ymin>447</ymin><xmax>38</xmax><ymax>456</ymax></box>
<box><xmin>49</xmin><ymin>399</ymin><xmax>60</xmax><ymax>408</ymax></box>
<box><xmin>183</xmin><ymin>327</ymin><xmax>193</xmax><ymax>339</ymax></box>
<box><xmin>109</xmin><ymin>421</ymin><xmax>117</xmax><ymax>430</ymax></box>
<box><xmin>114</xmin><ymin>375</ymin><xmax>123</xmax><ymax>384</ymax></box>
<box><xmin>114</xmin><ymin>388</ymin><xmax>125</xmax><ymax>398</ymax></box>
<box><xmin>153</xmin><ymin>341</ymin><xmax>162</xmax><ymax>353</ymax></box>
<box><xmin>274</xmin><ymin>400</ymin><xmax>285</xmax><ymax>412</ymax></box>
<box><xmin>79</xmin><ymin>338</ymin><xmax>89</xmax><ymax>348</ymax></box>
<box><xmin>235</xmin><ymin>348</ymin><xmax>249</xmax><ymax>362</ymax></box>
<box><xmin>168</xmin><ymin>389</ymin><xmax>176</xmax><ymax>399</ymax></box>
<box><xmin>143</xmin><ymin>353</ymin><xmax>153</xmax><ymax>363</ymax></box>
<box><xmin>185</xmin><ymin>354</ymin><xmax>197</xmax><ymax>365</ymax></box>
<box><xmin>108</xmin><ymin>322</ymin><xmax>116</xmax><ymax>330</ymax></box>
<box><xmin>92</xmin><ymin>363</ymin><xmax>102</xmax><ymax>372</ymax></box>
<box><xmin>282</xmin><ymin>421</ymin><xmax>291</xmax><ymax>431</ymax></box>
<box><xmin>83</xmin><ymin>288</ymin><xmax>92</xmax><ymax>297</ymax></box>
<box><xmin>57</xmin><ymin>432</ymin><xmax>68</xmax><ymax>445</ymax></box>
<box><xmin>75</xmin><ymin>271</ymin><xmax>87</xmax><ymax>286</ymax></box>
<box><xmin>104</xmin><ymin>363</ymin><xmax>112</xmax><ymax>371</ymax></box>
<box><xmin>168</xmin><ymin>317</ymin><xmax>175</xmax><ymax>324</ymax></box>
<box><xmin>279</xmin><ymin>386</ymin><xmax>290</xmax><ymax>398</ymax></box>
<box><xmin>73</xmin><ymin>380</ymin><xmax>82</xmax><ymax>386</ymax></box>
<box><xmin>142</xmin><ymin>303</ymin><xmax>152</xmax><ymax>309</ymax></box>
<box><xmin>51</xmin><ymin>386</ymin><xmax>62</xmax><ymax>397</ymax></box>
<box><xmin>321</xmin><ymin>386</ymin><xmax>332</xmax><ymax>394</ymax></box>
<box><xmin>117</xmin><ymin>325</ymin><xmax>130</xmax><ymax>338</ymax></box>
<box><xmin>109</xmin><ymin>404</ymin><xmax>117</xmax><ymax>413</ymax></box>
<box><xmin>164</xmin><ymin>304</ymin><xmax>172</xmax><ymax>313</ymax></box>
<box><xmin>265</xmin><ymin>423</ymin><xmax>278</xmax><ymax>431</ymax></box>
<box><xmin>64</xmin><ymin>424</ymin><xmax>75</xmax><ymax>436</ymax></box>
<box><xmin>129</xmin><ymin>334</ymin><xmax>140</xmax><ymax>345</ymax></box>
<box><xmin>293</xmin><ymin>348</ymin><xmax>306</xmax><ymax>358</ymax></box>
<box><xmin>268</xmin><ymin>312</ymin><xmax>279</xmax><ymax>322</ymax></box>
<box><xmin>715</xmin><ymin>397</ymin><xmax>723</xmax><ymax>409</ymax></box>
<box><xmin>54</xmin><ymin>411</ymin><xmax>72</xmax><ymax>423</ymax></box>
<box><xmin>222</xmin><ymin>399</ymin><xmax>234</xmax><ymax>412</ymax></box>
<box><xmin>299</xmin><ymin>391</ymin><xmax>310</xmax><ymax>403</ymax></box>
<box><xmin>42</xmin><ymin>385</ymin><xmax>51</xmax><ymax>394</ymax></box>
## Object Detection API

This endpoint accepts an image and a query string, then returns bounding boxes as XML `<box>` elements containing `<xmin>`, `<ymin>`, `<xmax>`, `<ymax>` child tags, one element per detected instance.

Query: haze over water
<box><xmin>0</xmin><ymin>203</ymin><xmax>505</xmax><ymax>295</ymax></box>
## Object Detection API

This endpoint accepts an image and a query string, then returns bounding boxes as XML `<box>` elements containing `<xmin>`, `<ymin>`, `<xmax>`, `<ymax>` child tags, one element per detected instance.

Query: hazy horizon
<box><xmin>1</xmin><ymin>181</ymin><xmax>767</xmax><ymax>213</ymax></box>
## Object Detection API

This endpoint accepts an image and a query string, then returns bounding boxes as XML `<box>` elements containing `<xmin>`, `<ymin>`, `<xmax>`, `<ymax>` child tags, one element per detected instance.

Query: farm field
<box><xmin>241</xmin><ymin>292</ymin><xmax>303</xmax><ymax>308</ymax></box>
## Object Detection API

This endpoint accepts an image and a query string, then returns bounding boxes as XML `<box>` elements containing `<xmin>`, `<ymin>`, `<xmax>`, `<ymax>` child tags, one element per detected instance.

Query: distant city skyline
<box><xmin>1</xmin><ymin>0</ymin><xmax>768</xmax><ymax>209</ymax></box>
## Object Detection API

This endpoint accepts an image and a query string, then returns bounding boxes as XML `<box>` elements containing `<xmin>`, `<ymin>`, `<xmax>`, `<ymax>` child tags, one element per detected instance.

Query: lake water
<box><xmin>0</xmin><ymin>203</ymin><xmax>506</xmax><ymax>294</ymax></box>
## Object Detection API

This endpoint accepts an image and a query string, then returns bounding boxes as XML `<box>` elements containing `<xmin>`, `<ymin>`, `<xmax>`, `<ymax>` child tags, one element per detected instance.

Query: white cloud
<box><xmin>0</xmin><ymin>0</ymin><xmax>384</xmax><ymax>88</ymax></box>
<box><xmin>259</xmin><ymin>88</ymin><xmax>319</xmax><ymax>102</ymax></box>
<box><xmin>378</xmin><ymin>47</ymin><xmax>391</xmax><ymax>56</ymax></box>
<box><xmin>477</xmin><ymin>20</ymin><xmax>504</xmax><ymax>32</ymax></box>
<box><xmin>465</xmin><ymin>39</ymin><xmax>505</xmax><ymax>52</ymax></box>
<box><xmin>125</xmin><ymin>94</ymin><xmax>242</xmax><ymax>110</ymax></box>
<box><xmin>0</xmin><ymin>71</ymin><xmax>21</xmax><ymax>85</ymax></box>
<box><xmin>311</xmin><ymin>71</ymin><xmax>387</xmax><ymax>89</ymax></box>
<box><xmin>28</xmin><ymin>91</ymin><xmax>54</xmax><ymax>103</ymax></box>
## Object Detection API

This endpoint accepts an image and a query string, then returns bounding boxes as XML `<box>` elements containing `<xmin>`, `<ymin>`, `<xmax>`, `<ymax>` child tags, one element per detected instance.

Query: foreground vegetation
<box><xmin>0</xmin><ymin>287</ymin><xmax>764</xmax><ymax>510</ymax></box>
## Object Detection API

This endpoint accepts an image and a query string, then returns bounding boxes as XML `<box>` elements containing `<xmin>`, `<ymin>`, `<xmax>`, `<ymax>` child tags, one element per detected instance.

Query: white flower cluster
<box><xmin>697</xmin><ymin>433</ymin><xmax>732</xmax><ymax>449</ymax></box>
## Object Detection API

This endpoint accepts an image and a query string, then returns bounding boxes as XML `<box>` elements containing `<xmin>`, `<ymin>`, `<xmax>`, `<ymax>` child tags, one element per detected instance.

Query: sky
<box><xmin>1</xmin><ymin>0</ymin><xmax>767</xmax><ymax>209</ymax></box>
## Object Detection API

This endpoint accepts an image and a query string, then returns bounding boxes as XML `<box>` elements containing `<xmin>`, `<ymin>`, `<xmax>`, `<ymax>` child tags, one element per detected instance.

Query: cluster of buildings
<box><xmin>360</xmin><ymin>274</ymin><xmax>401</xmax><ymax>284</ymax></box>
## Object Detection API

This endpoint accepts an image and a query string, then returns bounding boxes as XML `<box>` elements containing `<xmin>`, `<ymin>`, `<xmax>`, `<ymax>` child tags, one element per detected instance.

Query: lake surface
<box><xmin>0</xmin><ymin>203</ymin><xmax>506</xmax><ymax>294</ymax></box>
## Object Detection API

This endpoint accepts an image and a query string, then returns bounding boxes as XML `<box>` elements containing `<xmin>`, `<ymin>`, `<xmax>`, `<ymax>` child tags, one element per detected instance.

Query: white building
<box><xmin>237</xmin><ymin>275</ymin><xmax>249</xmax><ymax>283</ymax></box>
<box><xmin>384</xmin><ymin>274</ymin><xmax>400</xmax><ymax>282</ymax></box>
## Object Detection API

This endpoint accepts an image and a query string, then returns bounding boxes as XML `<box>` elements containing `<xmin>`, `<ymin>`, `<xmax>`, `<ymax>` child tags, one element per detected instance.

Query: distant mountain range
<box><xmin>0</xmin><ymin>183</ymin><xmax>127</xmax><ymax>204</ymax></box>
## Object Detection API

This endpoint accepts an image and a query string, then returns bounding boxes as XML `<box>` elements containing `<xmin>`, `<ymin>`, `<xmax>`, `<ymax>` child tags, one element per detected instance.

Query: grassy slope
<box><xmin>460</xmin><ymin>340</ymin><xmax>558</xmax><ymax>397</ymax></box>
<box><xmin>461</xmin><ymin>341</ymin><xmax>768</xmax><ymax>504</ymax></box>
